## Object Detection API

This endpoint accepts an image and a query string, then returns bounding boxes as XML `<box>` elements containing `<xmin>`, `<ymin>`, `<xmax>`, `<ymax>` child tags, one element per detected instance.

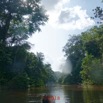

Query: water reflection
<box><xmin>0</xmin><ymin>85</ymin><xmax>103</xmax><ymax>103</ymax></box>
<box><xmin>49</xmin><ymin>86</ymin><xmax>68</xmax><ymax>103</ymax></box>
<box><xmin>83</xmin><ymin>86</ymin><xmax>103</xmax><ymax>103</ymax></box>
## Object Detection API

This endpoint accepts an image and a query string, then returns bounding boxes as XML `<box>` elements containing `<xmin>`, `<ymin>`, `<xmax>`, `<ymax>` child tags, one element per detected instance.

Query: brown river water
<box><xmin>0</xmin><ymin>85</ymin><xmax>103</xmax><ymax>103</ymax></box>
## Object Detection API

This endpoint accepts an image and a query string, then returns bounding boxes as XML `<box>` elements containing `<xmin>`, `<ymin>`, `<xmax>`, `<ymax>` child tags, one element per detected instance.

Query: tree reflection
<box><xmin>83</xmin><ymin>86</ymin><xmax>103</xmax><ymax>103</ymax></box>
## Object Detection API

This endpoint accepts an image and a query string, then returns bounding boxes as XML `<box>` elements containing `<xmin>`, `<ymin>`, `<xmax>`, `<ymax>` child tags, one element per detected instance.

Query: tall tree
<box><xmin>63</xmin><ymin>35</ymin><xmax>85</xmax><ymax>84</ymax></box>
<box><xmin>0</xmin><ymin>0</ymin><xmax>49</xmax><ymax>88</ymax></box>
<box><xmin>80</xmin><ymin>25</ymin><xmax>103</xmax><ymax>85</ymax></box>
<box><xmin>0</xmin><ymin>0</ymin><xmax>48</xmax><ymax>46</ymax></box>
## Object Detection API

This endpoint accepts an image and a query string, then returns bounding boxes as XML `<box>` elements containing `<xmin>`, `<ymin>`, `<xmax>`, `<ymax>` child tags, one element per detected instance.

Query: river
<box><xmin>0</xmin><ymin>85</ymin><xmax>103</xmax><ymax>103</ymax></box>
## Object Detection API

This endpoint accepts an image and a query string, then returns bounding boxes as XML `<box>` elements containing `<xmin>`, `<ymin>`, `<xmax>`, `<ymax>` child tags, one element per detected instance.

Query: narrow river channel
<box><xmin>0</xmin><ymin>85</ymin><xmax>103</xmax><ymax>103</ymax></box>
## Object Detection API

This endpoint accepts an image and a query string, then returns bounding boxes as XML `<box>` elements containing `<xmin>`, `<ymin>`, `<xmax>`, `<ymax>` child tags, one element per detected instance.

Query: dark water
<box><xmin>0</xmin><ymin>85</ymin><xmax>103</xmax><ymax>103</ymax></box>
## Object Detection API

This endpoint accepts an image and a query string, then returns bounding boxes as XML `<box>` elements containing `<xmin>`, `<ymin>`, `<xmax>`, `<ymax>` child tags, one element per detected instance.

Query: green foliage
<box><xmin>0</xmin><ymin>0</ymin><xmax>48</xmax><ymax>46</ymax></box>
<box><xmin>92</xmin><ymin>5</ymin><xmax>103</xmax><ymax>24</ymax></box>
<box><xmin>44</xmin><ymin>63</ymin><xmax>56</xmax><ymax>83</ymax></box>
<box><xmin>63</xmin><ymin>74</ymin><xmax>73</xmax><ymax>84</ymax></box>
<box><xmin>63</xmin><ymin>25</ymin><xmax>103</xmax><ymax>85</ymax></box>
<box><xmin>80</xmin><ymin>54</ymin><xmax>94</xmax><ymax>84</ymax></box>
<box><xmin>25</xmin><ymin>52</ymin><xmax>46</xmax><ymax>87</ymax></box>
<box><xmin>0</xmin><ymin>0</ymin><xmax>56</xmax><ymax>89</ymax></box>
<box><xmin>0</xmin><ymin>45</ymin><xmax>56</xmax><ymax>88</ymax></box>
<box><xmin>81</xmin><ymin>54</ymin><xmax>103</xmax><ymax>85</ymax></box>
<box><xmin>8</xmin><ymin>72</ymin><xmax>29</xmax><ymax>89</ymax></box>
<box><xmin>63</xmin><ymin>35</ymin><xmax>84</xmax><ymax>84</ymax></box>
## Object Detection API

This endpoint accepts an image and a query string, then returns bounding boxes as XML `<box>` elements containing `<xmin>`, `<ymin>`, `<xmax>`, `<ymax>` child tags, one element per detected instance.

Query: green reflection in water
<box><xmin>0</xmin><ymin>85</ymin><xmax>103</xmax><ymax>103</ymax></box>
<box><xmin>83</xmin><ymin>86</ymin><xmax>103</xmax><ymax>103</ymax></box>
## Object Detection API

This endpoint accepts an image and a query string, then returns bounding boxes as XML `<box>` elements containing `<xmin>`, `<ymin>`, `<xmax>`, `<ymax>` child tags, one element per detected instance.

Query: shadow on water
<box><xmin>0</xmin><ymin>85</ymin><xmax>103</xmax><ymax>103</ymax></box>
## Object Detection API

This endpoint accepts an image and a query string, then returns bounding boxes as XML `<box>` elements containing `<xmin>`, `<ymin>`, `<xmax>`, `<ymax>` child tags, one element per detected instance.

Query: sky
<box><xmin>28</xmin><ymin>0</ymin><xmax>102</xmax><ymax>72</ymax></box>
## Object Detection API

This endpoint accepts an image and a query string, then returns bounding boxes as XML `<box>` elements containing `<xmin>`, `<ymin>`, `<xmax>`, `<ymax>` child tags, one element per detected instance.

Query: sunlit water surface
<box><xmin>0</xmin><ymin>85</ymin><xmax>103</xmax><ymax>103</ymax></box>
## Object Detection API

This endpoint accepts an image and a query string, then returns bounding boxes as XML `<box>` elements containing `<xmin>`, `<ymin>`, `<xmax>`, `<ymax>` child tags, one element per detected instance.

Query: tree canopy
<box><xmin>63</xmin><ymin>25</ymin><xmax>103</xmax><ymax>85</ymax></box>
<box><xmin>0</xmin><ymin>0</ymin><xmax>57</xmax><ymax>89</ymax></box>
<box><xmin>0</xmin><ymin>0</ymin><xmax>48</xmax><ymax>46</ymax></box>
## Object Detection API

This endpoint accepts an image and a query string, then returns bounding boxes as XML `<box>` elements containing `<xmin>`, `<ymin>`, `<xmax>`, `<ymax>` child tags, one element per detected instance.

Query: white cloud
<box><xmin>55</xmin><ymin>0</ymin><xmax>70</xmax><ymax>10</ymax></box>
<box><xmin>46</xmin><ymin>0</ymin><xmax>95</xmax><ymax>30</ymax></box>
<box><xmin>41</xmin><ymin>0</ymin><xmax>59</xmax><ymax>10</ymax></box>
<box><xmin>29</xmin><ymin>0</ymin><xmax>96</xmax><ymax>72</ymax></box>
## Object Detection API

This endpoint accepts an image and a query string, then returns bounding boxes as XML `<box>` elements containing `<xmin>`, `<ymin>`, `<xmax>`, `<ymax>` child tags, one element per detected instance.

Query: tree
<box><xmin>63</xmin><ymin>25</ymin><xmax>103</xmax><ymax>85</ymax></box>
<box><xmin>80</xmin><ymin>25</ymin><xmax>103</xmax><ymax>85</ymax></box>
<box><xmin>81</xmin><ymin>54</ymin><xmax>103</xmax><ymax>85</ymax></box>
<box><xmin>0</xmin><ymin>0</ymin><xmax>49</xmax><ymax>88</ymax></box>
<box><xmin>0</xmin><ymin>0</ymin><xmax>48</xmax><ymax>46</ymax></box>
<box><xmin>92</xmin><ymin>1</ymin><xmax>103</xmax><ymax>24</ymax></box>
<box><xmin>81</xmin><ymin>26</ymin><xmax>103</xmax><ymax>58</ymax></box>
<box><xmin>63</xmin><ymin>35</ymin><xmax>85</xmax><ymax>84</ymax></box>
<box><xmin>44</xmin><ymin>63</ymin><xmax>56</xmax><ymax>84</ymax></box>
<box><xmin>24</xmin><ymin>52</ymin><xmax>56</xmax><ymax>87</ymax></box>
